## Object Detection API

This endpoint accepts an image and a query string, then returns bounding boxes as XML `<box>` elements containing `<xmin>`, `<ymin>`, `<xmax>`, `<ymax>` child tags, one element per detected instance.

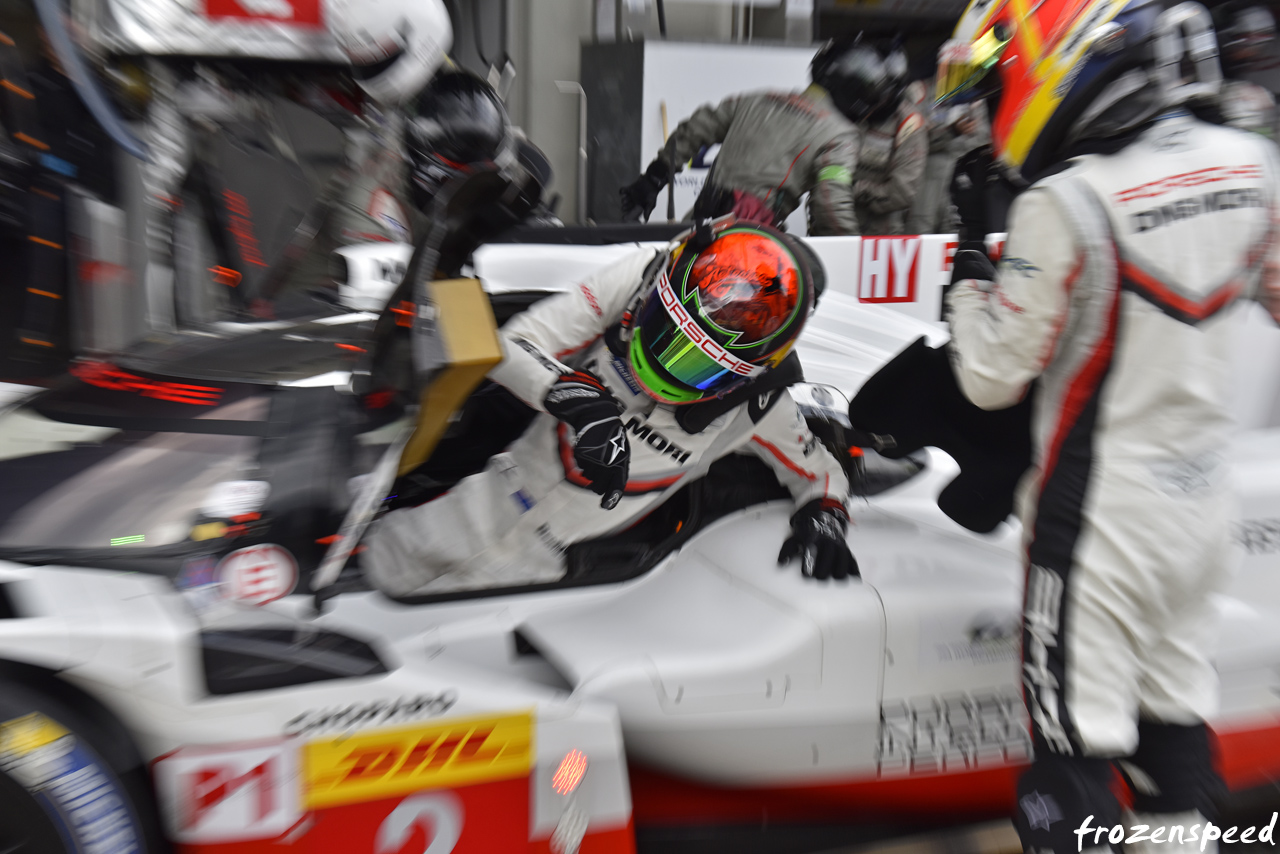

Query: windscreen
<box><xmin>0</xmin><ymin>377</ymin><xmax>268</xmax><ymax>554</ymax></box>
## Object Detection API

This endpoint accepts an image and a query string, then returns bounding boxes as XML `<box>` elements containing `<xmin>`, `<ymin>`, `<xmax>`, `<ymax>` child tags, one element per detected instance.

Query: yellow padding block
<box><xmin>399</xmin><ymin>278</ymin><xmax>503</xmax><ymax>476</ymax></box>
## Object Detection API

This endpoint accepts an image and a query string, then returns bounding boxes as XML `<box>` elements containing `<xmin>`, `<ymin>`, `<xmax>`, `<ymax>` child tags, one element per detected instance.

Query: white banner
<box><xmin>474</xmin><ymin>233</ymin><xmax>1007</xmax><ymax>325</ymax></box>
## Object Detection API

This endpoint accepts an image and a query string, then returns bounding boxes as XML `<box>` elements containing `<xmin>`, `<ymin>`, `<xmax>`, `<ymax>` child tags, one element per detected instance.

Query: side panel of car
<box><xmin>0</xmin><ymin>564</ymin><xmax>636</xmax><ymax>851</ymax></box>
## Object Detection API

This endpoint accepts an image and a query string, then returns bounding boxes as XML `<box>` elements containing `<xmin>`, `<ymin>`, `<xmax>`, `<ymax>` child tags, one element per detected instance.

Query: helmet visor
<box><xmin>935</xmin><ymin>24</ymin><xmax>1014</xmax><ymax>106</ymax></box>
<box><xmin>629</xmin><ymin>269</ymin><xmax>765</xmax><ymax>404</ymax></box>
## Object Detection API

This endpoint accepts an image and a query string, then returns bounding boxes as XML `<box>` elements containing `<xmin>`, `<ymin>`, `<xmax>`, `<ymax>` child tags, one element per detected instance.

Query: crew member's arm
<box><xmin>487</xmin><ymin>247</ymin><xmax>658</xmax><ymax>409</ymax></box>
<box><xmin>945</xmin><ymin>188</ymin><xmax>1078</xmax><ymax>409</ymax></box>
<box><xmin>807</xmin><ymin>127</ymin><xmax>861</xmax><ymax>236</ymax></box>
<box><xmin>660</xmin><ymin>96</ymin><xmax>742</xmax><ymax>176</ymax></box>
<box><xmin>621</xmin><ymin>97</ymin><xmax>743</xmax><ymax>220</ymax></box>
<box><xmin>856</xmin><ymin>111</ymin><xmax>927</xmax><ymax>217</ymax></box>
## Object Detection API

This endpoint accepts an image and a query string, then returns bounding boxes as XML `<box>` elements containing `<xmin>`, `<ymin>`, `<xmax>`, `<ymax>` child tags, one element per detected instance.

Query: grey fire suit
<box><xmin>854</xmin><ymin>100</ymin><xmax>928</xmax><ymax>235</ymax></box>
<box><xmin>656</xmin><ymin>86</ymin><xmax>861</xmax><ymax>235</ymax></box>
<box><xmin>946</xmin><ymin>112</ymin><xmax>1279</xmax><ymax>759</ymax></box>
<box><xmin>366</xmin><ymin>247</ymin><xmax>850</xmax><ymax>596</ymax></box>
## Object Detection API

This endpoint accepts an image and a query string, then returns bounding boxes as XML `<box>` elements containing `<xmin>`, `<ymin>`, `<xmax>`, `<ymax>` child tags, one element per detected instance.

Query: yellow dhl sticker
<box><xmin>0</xmin><ymin>713</ymin><xmax>70</xmax><ymax>758</ymax></box>
<box><xmin>303</xmin><ymin>710</ymin><xmax>533</xmax><ymax>809</ymax></box>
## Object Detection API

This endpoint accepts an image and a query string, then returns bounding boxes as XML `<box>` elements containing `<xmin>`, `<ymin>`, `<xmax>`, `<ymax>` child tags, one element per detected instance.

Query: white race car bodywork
<box><xmin>1</xmin><ymin>238</ymin><xmax>1279</xmax><ymax>852</ymax></box>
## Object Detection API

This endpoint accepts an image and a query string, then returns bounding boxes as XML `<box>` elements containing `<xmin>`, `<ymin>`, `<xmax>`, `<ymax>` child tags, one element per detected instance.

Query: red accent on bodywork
<box><xmin>70</xmin><ymin>361</ymin><xmax>224</xmax><ymax>406</ymax></box>
<box><xmin>203</xmin><ymin>0</ymin><xmax>323</xmax><ymax>26</ymax></box>
<box><xmin>209</xmin><ymin>266</ymin><xmax>241</xmax><ymax>287</ymax></box>
<box><xmin>391</xmin><ymin>301</ymin><xmax>414</xmax><ymax>328</ymax></box>
<box><xmin>1214</xmin><ymin>717</ymin><xmax>1280</xmax><ymax>791</ymax></box>
<box><xmin>627</xmin><ymin>720</ymin><xmax>1280</xmax><ymax>830</ymax></box>
<box><xmin>530</xmin><ymin>819</ymin><xmax>636</xmax><ymax>853</ymax></box>
<box><xmin>629</xmin><ymin>762</ymin><xmax>1020</xmax><ymax>826</ymax></box>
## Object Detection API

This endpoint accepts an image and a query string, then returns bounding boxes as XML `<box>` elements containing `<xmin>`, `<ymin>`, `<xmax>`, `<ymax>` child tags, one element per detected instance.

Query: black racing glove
<box><xmin>544</xmin><ymin>371</ymin><xmax>630</xmax><ymax>509</ymax></box>
<box><xmin>950</xmin><ymin>144</ymin><xmax>994</xmax><ymax>254</ymax></box>
<box><xmin>778</xmin><ymin>498</ymin><xmax>859</xmax><ymax>581</ymax></box>
<box><xmin>619</xmin><ymin>159</ymin><xmax>671</xmax><ymax>223</ymax></box>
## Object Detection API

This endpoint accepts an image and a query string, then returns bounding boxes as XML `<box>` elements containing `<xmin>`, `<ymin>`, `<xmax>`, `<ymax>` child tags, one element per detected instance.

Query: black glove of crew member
<box><xmin>950</xmin><ymin>144</ymin><xmax>994</xmax><ymax>254</ymax></box>
<box><xmin>544</xmin><ymin>371</ymin><xmax>630</xmax><ymax>509</ymax></box>
<box><xmin>619</xmin><ymin>159</ymin><xmax>671</xmax><ymax>223</ymax></box>
<box><xmin>778</xmin><ymin>498</ymin><xmax>859</xmax><ymax>581</ymax></box>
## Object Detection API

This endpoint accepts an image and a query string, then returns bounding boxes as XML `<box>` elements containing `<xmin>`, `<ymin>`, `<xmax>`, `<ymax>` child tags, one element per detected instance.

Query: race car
<box><xmin>1</xmin><ymin>228</ymin><xmax>1279</xmax><ymax>854</ymax></box>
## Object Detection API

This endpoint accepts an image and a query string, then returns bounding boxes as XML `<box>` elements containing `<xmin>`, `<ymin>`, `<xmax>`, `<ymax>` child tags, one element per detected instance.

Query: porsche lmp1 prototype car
<box><xmin>2</xmin><ymin>222</ymin><xmax>1280</xmax><ymax>854</ymax></box>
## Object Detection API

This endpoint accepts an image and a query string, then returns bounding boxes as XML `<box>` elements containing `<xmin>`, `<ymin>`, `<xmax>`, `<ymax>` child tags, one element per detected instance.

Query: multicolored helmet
<box><xmin>935</xmin><ymin>0</ymin><xmax>1223</xmax><ymax>180</ymax></box>
<box><xmin>627</xmin><ymin>221</ymin><xmax>816</xmax><ymax>405</ymax></box>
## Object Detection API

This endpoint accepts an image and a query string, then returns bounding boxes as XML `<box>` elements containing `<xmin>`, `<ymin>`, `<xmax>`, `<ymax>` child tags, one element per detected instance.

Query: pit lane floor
<box><xmin>823</xmin><ymin>820</ymin><xmax>1019</xmax><ymax>854</ymax></box>
<box><xmin>640</xmin><ymin>806</ymin><xmax>1280</xmax><ymax>854</ymax></box>
<box><xmin>821</xmin><ymin>812</ymin><xmax>1280</xmax><ymax>853</ymax></box>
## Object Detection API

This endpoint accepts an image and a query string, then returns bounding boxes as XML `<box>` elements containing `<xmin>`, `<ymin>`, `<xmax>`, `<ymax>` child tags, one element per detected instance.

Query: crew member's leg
<box><xmin>1014</xmin><ymin>462</ymin><xmax>1145</xmax><ymax>853</ymax></box>
<box><xmin>1014</xmin><ymin>561</ymin><xmax>1133</xmax><ymax>853</ymax></box>
<box><xmin>1121</xmin><ymin>479</ymin><xmax>1231</xmax><ymax>853</ymax></box>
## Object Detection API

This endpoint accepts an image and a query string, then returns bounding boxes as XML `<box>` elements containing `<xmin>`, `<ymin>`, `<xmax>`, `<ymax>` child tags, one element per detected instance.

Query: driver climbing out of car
<box><xmin>365</xmin><ymin>219</ymin><xmax>857</xmax><ymax>595</ymax></box>
<box><xmin>935</xmin><ymin>0</ymin><xmax>1280</xmax><ymax>852</ymax></box>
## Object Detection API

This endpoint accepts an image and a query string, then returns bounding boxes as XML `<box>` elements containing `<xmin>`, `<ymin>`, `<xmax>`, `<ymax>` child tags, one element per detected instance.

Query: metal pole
<box><xmin>555</xmin><ymin>81</ymin><xmax>590</xmax><ymax>224</ymax></box>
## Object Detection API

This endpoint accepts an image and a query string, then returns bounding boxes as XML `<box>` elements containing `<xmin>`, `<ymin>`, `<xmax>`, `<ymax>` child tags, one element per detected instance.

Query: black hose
<box><xmin>656</xmin><ymin>0</ymin><xmax>668</xmax><ymax>38</ymax></box>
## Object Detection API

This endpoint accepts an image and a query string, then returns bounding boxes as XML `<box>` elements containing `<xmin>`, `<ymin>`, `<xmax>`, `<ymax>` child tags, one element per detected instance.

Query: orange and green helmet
<box><xmin>936</xmin><ymin>0</ymin><xmax>1218</xmax><ymax>179</ymax></box>
<box><xmin>627</xmin><ymin>221</ymin><xmax>816</xmax><ymax>405</ymax></box>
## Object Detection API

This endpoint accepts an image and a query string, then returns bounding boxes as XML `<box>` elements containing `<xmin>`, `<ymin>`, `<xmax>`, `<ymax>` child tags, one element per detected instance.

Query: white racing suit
<box><xmin>367</xmin><ymin>247</ymin><xmax>850</xmax><ymax>596</ymax></box>
<box><xmin>946</xmin><ymin>112</ymin><xmax>1279</xmax><ymax>842</ymax></box>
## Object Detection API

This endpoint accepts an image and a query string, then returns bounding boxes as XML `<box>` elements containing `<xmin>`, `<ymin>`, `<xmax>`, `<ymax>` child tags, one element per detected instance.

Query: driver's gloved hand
<box><xmin>619</xmin><ymin>159</ymin><xmax>670</xmax><ymax>223</ymax></box>
<box><xmin>950</xmin><ymin>144</ymin><xmax>994</xmax><ymax>255</ymax></box>
<box><xmin>544</xmin><ymin>371</ymin><xmax>630</xmax><ymax>509</ymax></box>
<box><xmin>778</xmin><ymin>498</ymin><xmax>859</xmax><ymax>581</ymax></box>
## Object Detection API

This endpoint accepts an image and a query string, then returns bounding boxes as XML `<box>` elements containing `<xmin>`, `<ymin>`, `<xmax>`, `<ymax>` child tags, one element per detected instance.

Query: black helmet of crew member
<box><xmin>407</xmin><ymin>68</ymin><xmax>512</xmax><ymax>210</ymax></box>
<box><xmin>811</xmin><ymin>35</ymin><xmax>905</xmax><ymax>123</ymax></box>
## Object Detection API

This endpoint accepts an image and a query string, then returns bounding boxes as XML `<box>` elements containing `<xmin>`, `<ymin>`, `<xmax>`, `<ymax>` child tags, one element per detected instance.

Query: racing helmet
<box><xmin>811</xmin><ymin>36</ymin><xmax>905</xmax><ymax>123</ymax></box>
<box><xmin>627</xmin><ymin>220</ymin><xmax>817</xmax><ymax>405</ymax></box>
<box><xmin>407</xmin><ymin>68</ymin><xmax>511</xmax><ymax>209</ymax></box>
<box><xmin>935</xmin><ymin>0</ymin><xmax>1223</xmax><ymax>180</ymax></box>
<box><xmin>327</xmin><ymin>0</ymin><xmax>453</xmax><ymax>105</ymax></box>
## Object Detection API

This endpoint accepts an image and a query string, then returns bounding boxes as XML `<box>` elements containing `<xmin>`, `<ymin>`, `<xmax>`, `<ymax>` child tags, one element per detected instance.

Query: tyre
<box><xmin>0</xmin><ymin>679</ymin><xmax>166</xmax><ymax>853</ymax></box>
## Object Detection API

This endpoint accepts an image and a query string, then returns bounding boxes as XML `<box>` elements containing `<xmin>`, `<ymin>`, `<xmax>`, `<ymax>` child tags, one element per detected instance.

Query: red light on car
<box><xmin>70</xmin><ymin>361</ymin><xmax>223</xmax><ymax>406</ymax></box>
<box><xmin>391</xmin><ymin>300</ymin><xmax>414</xmax><ymax>328</ymax></box>
<box><xmin>208</xmin><ymin>266</ymin><xmax>242</xmax><ymax>287</ymax></box>
<box><xmin>552</xmin><ymin>750</ymin><xmax>588</xmax><ymax>795</ymax></box>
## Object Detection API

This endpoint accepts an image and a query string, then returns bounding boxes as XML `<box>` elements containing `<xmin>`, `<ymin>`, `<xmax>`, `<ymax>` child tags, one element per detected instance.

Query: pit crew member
<box><xmin>847</xmin><ymin>43</ymin><xmax>927</xmax><ymax>235</ymax></box>
<box><xmin>366</xmin><ymin>220</ymin><xmax>856</xmax><ymax>595</ymax></box>
<box><xmin>936</xmin><ymin>1</ymin><xmax>1280</xmax><ymax>851</ymax></box>
<box><xmin>617</xmin><ymin>39</ymin><xmax>898</xmax><ymax>235</ymax></box>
